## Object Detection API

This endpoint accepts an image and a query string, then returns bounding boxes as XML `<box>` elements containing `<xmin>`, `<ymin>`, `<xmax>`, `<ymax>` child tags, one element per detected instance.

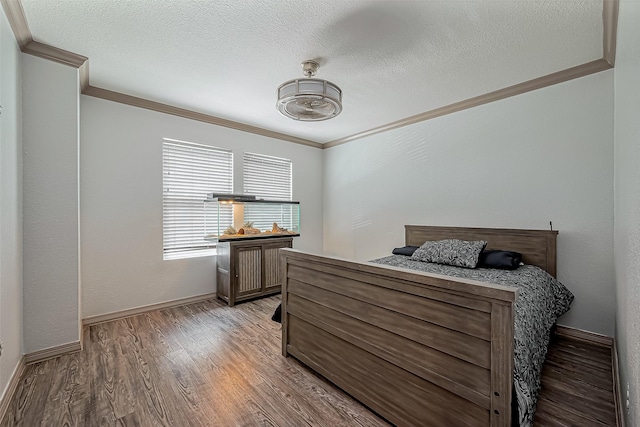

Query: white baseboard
<box><xmin>555</xmin><ymin>325</ymin><xmax>614</xmax><ymax>347</ymax></box>
<box><xmin>0</xmin><ymin>356</ymin><xmax>26</xmax><ymax>423</ymax></box>
<box><xmin>612</xmin><ymin>341</ymin><xmax>625</xmax><ymax>427</ymax></box>
<box><xmin>82</xmin><ymin>292</ymin><xmax>217</xmax><ymax>326</ymax></box>
<box><xmin>24</xmin><ymin>341</ymin><xmax>82</xmax><ymax>365</ymax></box>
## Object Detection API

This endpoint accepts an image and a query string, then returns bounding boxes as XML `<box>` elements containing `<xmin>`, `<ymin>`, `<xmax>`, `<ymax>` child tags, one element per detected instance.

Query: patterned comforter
<box><xmin>371</xmin><ymin>255</ymin><xmax>574</xmax><ymax>427</ymax></box>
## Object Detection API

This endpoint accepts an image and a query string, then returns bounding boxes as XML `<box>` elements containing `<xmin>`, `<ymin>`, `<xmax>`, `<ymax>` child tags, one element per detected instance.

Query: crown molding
<box><xmin>83</xmin><ymin>86</ymin><xmax>323</xmax><ymax>149</ymax></box>
<box><xmin>324</xmin><ymin>0</ymin><xmax>619</xmax><ymax>148</ymax></box>
<box><xmin>2</xmin><ymin>0</ymin><xmax>619</xmax><ymax>150</ymax></box>
<box><xmin>1</xmin><ymin>0</ymin><xmax>88</xmax><ymax>68</ymax></box>
<box><xmin>0</xmin><ymin>1</ymin><xmax>320</xmax><ymax>148</ymax></box>
<box><xmin>603</xmin><ymin>0</ymin><xmax>619</xmax><ymax>67</ymax></box>
<box><xmin>324</xmin><ymin>59</ymin><xmax>612</xmax><ymax>148</ymax></box>
<box><xmin>23</xmin><ymin>40</ymin><xmax>88</xmax><ymax>68</ymax></box>
<box><xmin>79</xmin><ymin>60</ymin><xmax>90</xmax><ymax>92</ymax></box>
<box><xmin>0</xmin><ymin>0</ymin><xmax>30</xmax><ymax>47</ymax></box>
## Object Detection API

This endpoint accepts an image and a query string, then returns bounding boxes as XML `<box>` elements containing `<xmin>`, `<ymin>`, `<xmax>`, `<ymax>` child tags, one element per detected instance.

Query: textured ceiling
<box><xmin>21</xmin><ymin>0</ymin><xmax>604</xmax><ymax>144</ymax></box>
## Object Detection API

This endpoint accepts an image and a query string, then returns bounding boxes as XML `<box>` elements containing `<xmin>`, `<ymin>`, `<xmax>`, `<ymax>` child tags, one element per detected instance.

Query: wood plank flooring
<box><xmin>534</xmin><ymin>335</ymin><xmax>617</xmax><ymax>426</ymax></box>
<box><xmin>2</xmin><ymin>297</ymin><xmax>390</xmax><ymax>427</ymax></box>
<box><xmin>1</xmin><ymin>296</ymin><xmax>617</xmax><ymax>426</ymax></box>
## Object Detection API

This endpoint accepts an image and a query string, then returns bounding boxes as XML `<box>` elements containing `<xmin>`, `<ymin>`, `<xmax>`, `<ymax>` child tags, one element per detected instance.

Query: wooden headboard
<box><xmin>405</xmin><ymin>225</ymin><xmax>558</xmax><ymax>277</ymax></box>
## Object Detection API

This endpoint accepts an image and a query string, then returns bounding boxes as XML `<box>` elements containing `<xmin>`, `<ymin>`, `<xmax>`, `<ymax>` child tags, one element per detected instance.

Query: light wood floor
<box><xmin>1</xmin><ymin>296</ymin><xmax>617</xmax><ymax>426</ymax></box>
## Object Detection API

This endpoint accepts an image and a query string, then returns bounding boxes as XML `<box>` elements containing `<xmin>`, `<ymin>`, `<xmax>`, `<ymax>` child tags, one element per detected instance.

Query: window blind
<box><xmin>243</xmin><ymin>152</ymin><xmax>293</xmax><ymax>231</ymax></box>
<box><xmin>163</xmin><ymin>139</ymin><xmax>233</xmax><ymax>259</ymax></box>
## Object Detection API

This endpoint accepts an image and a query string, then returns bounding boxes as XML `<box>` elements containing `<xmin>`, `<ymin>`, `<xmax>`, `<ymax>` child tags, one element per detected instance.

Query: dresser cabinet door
<box><xmin>263</xmin><ymin>240</ymin><xmax>293</xmax><ymax>292</ymax></box>
<box><xmin>235</xmin><ymin>246</ymin><xmax>262</xmax><ymax>299</ymax></box>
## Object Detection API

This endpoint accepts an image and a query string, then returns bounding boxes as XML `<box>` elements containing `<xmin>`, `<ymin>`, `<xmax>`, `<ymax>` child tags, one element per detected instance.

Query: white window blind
<box><xmin>243</xmin><ymin>152</ymin><xmax>293</xmax><ymax>231</ymax></box>
<box><xmin>163</xmin><ymin>139</ymin><xmax>232</xmax><ymax>259</ymax></box>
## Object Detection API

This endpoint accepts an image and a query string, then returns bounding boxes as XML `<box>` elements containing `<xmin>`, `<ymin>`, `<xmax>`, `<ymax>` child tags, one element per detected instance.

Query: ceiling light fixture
<box><xmin>276</xmin><ymin>60</ymin><xmax>343</xmax><ymax>121</ymax></box>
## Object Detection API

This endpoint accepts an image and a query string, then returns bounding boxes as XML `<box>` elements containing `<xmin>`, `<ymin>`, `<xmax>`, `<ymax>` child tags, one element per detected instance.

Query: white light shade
<box><xmin>276</xmin><ymin>78</ymin><xmax>343</xmax><ymax>121</ymax></box>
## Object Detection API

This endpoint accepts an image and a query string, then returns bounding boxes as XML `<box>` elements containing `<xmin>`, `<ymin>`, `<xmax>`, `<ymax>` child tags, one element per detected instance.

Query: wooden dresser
<box><xmin>216</xmin><ymin>237</ymin><xmax>293</xmax><ymax>306</ymax></box>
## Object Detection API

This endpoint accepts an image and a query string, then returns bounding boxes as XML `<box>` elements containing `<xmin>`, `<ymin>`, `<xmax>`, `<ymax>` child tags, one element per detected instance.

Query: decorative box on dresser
<box><xmin>216</xmin><ymin>236</ymin><xmax>293</xmax><ymax>306</ymax></box>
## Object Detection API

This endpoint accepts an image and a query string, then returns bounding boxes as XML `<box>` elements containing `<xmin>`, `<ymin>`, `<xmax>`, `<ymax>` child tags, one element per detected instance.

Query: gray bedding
<box><xmin>370</xmin><ymin>255</ymin><xmax>574</xmax><ymax>427</ymax></box>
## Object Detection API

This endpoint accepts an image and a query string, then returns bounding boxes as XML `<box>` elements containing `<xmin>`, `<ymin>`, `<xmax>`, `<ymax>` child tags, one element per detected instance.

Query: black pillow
<box><xmin>478</xmin><ymin>250</ymin><xmax>523</xmax><ymax>270</ymax></box>
<box><xmin>392</xmin><ymin>246</ymin><xmax>419</xmax><ymax>256</ymax></box>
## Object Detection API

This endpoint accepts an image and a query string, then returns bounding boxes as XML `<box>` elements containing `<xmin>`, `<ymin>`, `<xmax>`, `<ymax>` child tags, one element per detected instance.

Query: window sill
<box><xmin>163</xmin><ymin>248</ymin><xmax>217</xmax><ymax>261</ymax></box>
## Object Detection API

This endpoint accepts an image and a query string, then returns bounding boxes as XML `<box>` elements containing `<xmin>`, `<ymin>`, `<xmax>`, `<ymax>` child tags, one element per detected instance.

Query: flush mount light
<box><xmin>276</xmin><ymin>60</ymin><xmax>343</xmax><ymax>121</ymax></box>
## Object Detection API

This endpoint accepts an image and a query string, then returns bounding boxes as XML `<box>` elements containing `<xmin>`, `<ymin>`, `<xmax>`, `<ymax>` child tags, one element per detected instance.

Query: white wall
<box><xmin>324</xmin><ymin>70</ymin><xmax>615</xmax><ymax>336</ymax></box>
<box><xmin>0</xmin><ymin>6</ymin><xmax>23</xmax><ymax>400</ymax></box>
<box><xmin>80</xmin><ymin>96</ymin><xmax>323</xmax><ymax>318</ymax></box>
<box><xmin>22</xmin><ymin>55</ymin><xmax>81</xmax><ymax>353</ymax></box>
<box><xmin>614</xmin><ymin>1</ymin><xmax>640</xmax><ymax>424</ymax></box>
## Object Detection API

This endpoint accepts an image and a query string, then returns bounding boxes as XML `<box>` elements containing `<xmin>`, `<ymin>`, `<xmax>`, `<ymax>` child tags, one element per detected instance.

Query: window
<box><xmin>162</xmin><ymin>138</ymin><xmax>232</xmax><ymax>259</ymax></box>
<box><xmin>243</xmin><ymin>152</ymin><xmax>293</xmax><ymax>231</ymax></box>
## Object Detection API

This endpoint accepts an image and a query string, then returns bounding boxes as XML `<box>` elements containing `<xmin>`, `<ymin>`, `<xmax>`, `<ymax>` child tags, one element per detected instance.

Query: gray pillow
<box><xmin>411</xmin><ymin>239</ymin><xmax>487</xmax><ymax>268</ymax></box>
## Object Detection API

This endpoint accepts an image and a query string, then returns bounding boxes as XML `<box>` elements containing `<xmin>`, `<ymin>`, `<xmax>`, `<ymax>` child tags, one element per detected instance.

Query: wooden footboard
<box><xmin>280</xmin><ymin>249</ymin><xmax>517</xmax><ymax>427</ymax></box>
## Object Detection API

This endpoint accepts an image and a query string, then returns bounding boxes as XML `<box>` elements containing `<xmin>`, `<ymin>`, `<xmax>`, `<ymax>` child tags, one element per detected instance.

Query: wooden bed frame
<box><xmin>280</xmin><ymin>225</ymin><xmax>558</xmax><ymax>427</ymax></box>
